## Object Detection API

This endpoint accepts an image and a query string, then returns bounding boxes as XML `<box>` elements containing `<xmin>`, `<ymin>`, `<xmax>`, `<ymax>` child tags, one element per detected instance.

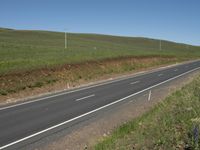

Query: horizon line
<box><xmin>0</xmin><ymin>26</ymin><xmax>199</xmax><ymax>47</ymax></box>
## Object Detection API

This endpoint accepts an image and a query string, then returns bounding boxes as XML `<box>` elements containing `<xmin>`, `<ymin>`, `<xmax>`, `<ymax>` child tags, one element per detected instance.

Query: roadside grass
<box><xmin>94</xmin><ymin>74</ymin><xmax>200</xmax><ymax>150</ymax></box>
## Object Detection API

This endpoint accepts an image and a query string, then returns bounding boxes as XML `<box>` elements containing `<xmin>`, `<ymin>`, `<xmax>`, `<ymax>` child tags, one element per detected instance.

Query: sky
<box><xmin>0</xmin><ymin>0</ymin><xmax>200</xmax><ymax>45</ymax></box>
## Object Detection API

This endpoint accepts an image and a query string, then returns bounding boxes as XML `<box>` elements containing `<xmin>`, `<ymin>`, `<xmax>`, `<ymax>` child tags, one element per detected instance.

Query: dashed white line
<box><xmin>158</xmin><ymin>74</ymin><xmax>163</xmax><ymax>76</ymax></box>
<box><xmin>130</xmin><ymin>81</ymin><xmax>140</xmax><ymax>85</ymax></box>
<box><xmin>75</xmin><ymin>94</ymin><xmax>95</xmax><ymax>102</ymax></box>
<box><xmin>174</xmin><ymin>69</ymin><xmax>178</xmax><ymax>71</ymax></box>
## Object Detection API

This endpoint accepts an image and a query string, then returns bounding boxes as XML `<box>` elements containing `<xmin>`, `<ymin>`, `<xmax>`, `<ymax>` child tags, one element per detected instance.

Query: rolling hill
<box><xmin>0</xmin><ymin>28</ymin><xmax>200</xmax><ymax>97</ymax></box>
<box><xmin>0</xmin><ymin>28</ymin><xmax>200</xmax><ymax>74</ymax></box>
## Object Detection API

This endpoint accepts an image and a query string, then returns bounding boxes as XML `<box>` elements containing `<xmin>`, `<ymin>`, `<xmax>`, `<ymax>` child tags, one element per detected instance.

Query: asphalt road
<box><xmin>0</xmin><ymin>60</ymin><xmax>200</xmax><ymax>149</ymax></box>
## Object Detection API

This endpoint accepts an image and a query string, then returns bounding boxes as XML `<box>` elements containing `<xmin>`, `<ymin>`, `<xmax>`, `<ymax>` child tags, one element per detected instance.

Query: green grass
<box><xmin>1</xmin><ymin>28</ymin><xmax>200</xmax><ymax>97</ymax></box>
<box><xmin>0</xmin><ymin>28</ymin><xmax>200</xmax><ymax>74</ymax></box>
<box><xmin>94</xmin><ymin>74</ymin><xmax>200</xmax><ymax>150</ymax></box>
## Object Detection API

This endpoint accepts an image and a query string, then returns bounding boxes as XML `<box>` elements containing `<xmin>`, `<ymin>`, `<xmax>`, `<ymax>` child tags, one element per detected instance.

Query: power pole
<box><xmin>159</xmin><ymin>39</ymin><xmax>162</xmax><ymax>50</ymax></box>
<box><xmin>65</xmin><ymin>31</ymin><xmax>67</xmax><ymax>49</ymax></box>
<box><xmin>186</xmin><ymin>44</ymin><xmax>189</xmax><ymax>50</ymax></box>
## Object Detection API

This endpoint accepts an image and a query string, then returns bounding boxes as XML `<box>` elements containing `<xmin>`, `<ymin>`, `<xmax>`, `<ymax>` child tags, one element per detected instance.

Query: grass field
<box><xmin>0</xmin><ymin>28</ymin><xmax>200</xmax><ymax>98</ymax></box>
<box><xmin>1</xmin><ymin>28</ymin><xmax>200</xmax><ymax>74</ymax></box>
<box><xmin>94</xmin><ymin>74</ymin><xmax>200</xmax><ymax>150</ymax></box>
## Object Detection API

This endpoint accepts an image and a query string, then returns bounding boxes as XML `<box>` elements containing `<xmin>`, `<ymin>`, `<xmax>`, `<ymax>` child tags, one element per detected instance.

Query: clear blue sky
<box><xmin>0</xmin><ymin>0</ymin><xmax>199</xmax><ymax>45</ymax></box>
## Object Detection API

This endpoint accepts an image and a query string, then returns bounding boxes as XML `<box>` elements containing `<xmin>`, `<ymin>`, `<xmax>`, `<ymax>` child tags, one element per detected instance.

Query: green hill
<box><xmin>1</xmin><ymin>28</ymin><xmax>200</xmax><ymax>97</ymax></box>
<box><xmin>0</xmin><ymin>28</ymin><xmax>200</xmax><ymax>74</ymax></box>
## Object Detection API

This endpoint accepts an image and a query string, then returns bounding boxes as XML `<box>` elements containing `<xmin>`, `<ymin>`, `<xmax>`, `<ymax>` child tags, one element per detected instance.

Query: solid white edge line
<box><xmin>0</xmin><ymin>60</ymin><xmax>199</xmax><ymax>111</ymax></box>
<box><xmin>75</xmin><ymin>94</ymin><xmax>95</xmax><ymax>102</ymax></box>
<box><xmin>0</xmin><ymin>66</ymin><xmax>199</xmax><ymax>150</ymax></box>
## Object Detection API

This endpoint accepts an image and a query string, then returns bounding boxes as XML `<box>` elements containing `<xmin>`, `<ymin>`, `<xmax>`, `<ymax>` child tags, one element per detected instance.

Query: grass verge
<box><xmin>94</xmin><ymin>74</ymin><xmax>200</xmax><ymax>150</ymax></box>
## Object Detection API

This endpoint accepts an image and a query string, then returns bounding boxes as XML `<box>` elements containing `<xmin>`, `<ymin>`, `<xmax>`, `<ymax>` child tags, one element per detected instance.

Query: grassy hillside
<box><xmin>0</xmin><ymin>28</ymin><xmax>200</xmax><ymax>98</ymax></box>
<box><xmin>0</xmin><ymin>28</ymin><xmax>200</xmax><ymax>74</ymax></box>
<box><xmin>94</xmin><ymin>74</ymin><xmax>200</xmax><ymax>149</ymax></box>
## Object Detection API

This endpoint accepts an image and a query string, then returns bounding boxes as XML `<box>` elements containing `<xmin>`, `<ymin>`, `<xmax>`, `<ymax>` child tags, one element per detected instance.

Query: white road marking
<box><xmin>185</xmin><ymin>66</ymin><xmax>188</xmax><ymax>68</ymax></box>
<box><xmin>130</xmin><ymin>81</ymin><xmax>140</xmax><ymax>85</ymax></box>
<box><xmin>158</xmin><ymin>74</ymin><xmax>163</xmax><ymax>76</ymax></box>
<box><xmin>174</xmin><ymin>69</ymin><xmax>178</xmax><ymax>71</ymax></box>
<box><xmin>0</xmin><ymin>66</ymin><xmax>199</xmax><ymax>150</ymax></box>
<box><xmin>75</xmin><ymin>94</ymin><xmax>95</xmax><ymax>102</ymax></box>
<box><xmin>148</xmin><ymin>90</ymin><xmax>152</xmax><ymax>101</ymax></box>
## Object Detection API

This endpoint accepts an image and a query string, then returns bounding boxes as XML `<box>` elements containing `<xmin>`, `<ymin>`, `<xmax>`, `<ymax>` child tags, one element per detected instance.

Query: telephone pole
<box><xmin>65</xmin><ymin>31</ymin><xmax>67</xmax><ymax>49</ymax></box>
<box><xmin>159</xmin><ymin>39</ymin><xmax>162</xmax><ymax>50</ymax></box>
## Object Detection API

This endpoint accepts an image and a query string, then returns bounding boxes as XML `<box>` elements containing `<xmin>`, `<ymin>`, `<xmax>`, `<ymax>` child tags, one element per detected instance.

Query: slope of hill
<box><xmin>0</xmin><ymin>28</ymin><xmax>200</xmax><ymax>74</ymax></box>
<box><xmin>0</xmin><ymin>28</ymin><xmax>200</xmax><ymax>99</ymax></box>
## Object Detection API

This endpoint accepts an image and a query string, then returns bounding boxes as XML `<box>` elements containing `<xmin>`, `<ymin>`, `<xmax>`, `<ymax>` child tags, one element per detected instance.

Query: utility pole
<box><xmin>65</xmin><ymin>31</ymin><xmax>67</xmax><ymax>49</ymax></box>
<box><xmin>159</xmin><ymin>39</ymin><xmax>162</xmax><ymax>50</ymax></box>
<box><xmin>186</xmin><ymin>44</ymin><xmax>189</xmax><ymax>50</ymax></box>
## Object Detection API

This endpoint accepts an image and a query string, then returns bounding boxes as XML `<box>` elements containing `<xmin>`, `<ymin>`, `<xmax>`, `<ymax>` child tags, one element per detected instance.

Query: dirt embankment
<box><xmin>0</xmin><ymin>56</ymin><xmax>179</xmax><ymax>103</ymax></box>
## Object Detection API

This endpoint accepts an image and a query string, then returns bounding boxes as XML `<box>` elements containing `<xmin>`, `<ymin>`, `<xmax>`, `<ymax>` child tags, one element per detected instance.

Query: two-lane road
<box><xmin>0</xmin><ymin>60</ymin><xmax>200</xmax><ymax>149</ymax></box>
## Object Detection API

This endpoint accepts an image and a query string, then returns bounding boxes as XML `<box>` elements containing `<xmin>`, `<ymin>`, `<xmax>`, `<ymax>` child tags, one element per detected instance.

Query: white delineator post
<box><xmin>148</xmin><ymin>90</ymin><xmax>152</xmax><ymax>101</ymax></box>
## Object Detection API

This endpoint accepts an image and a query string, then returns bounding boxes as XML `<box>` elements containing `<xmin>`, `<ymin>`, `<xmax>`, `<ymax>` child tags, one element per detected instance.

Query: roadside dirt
<box><xmin>0</xmin><ymin>56</ymin><xmax>179</xmax><ymax>105</ymax></box>
<box><xmin>31</xmin><ymin>67</ymin><xmax>200</xmax><ymax>150</ymax></box>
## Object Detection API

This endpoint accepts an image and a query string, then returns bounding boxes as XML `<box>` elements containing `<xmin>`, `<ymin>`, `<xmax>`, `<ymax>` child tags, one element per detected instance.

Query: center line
<box><xmin>158</xmin><ymin>74</ymin><xmax>163</xmax><ymax>76</ymax></box>
<box><xmin>174</xmin><ymin>69</ymin><xmax>178</xmax><ymax>71</ymax></box>
<box><xmin>75</xmin><ymin>94</ymin><xmax>95</xmax><ymax>101</ymax></box>
<box><xmin>130</xmin><ymin>81</ymin><xmax>140</xmax><ymax>85</ymax></box>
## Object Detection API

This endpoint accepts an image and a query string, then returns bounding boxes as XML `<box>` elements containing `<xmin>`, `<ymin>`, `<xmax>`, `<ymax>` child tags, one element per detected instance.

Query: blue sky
<box><xmin>0</xmin><ymin>0</ymin><xmax>199</xmax><ymax>45</ymax></box>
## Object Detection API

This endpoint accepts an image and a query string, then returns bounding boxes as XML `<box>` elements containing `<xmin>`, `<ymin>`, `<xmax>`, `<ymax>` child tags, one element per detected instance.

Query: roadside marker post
<box><xmin>148</xmin><ymin>90</ymin><xmax>152</xmax><ymax>101</ymax></box>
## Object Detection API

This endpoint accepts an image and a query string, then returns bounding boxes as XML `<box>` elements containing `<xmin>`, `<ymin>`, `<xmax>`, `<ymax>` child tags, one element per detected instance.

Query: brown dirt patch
<box><xmin>0</xmin><ymin>56</ymin><xmax>180</xmax><ymax>104</ymax></box>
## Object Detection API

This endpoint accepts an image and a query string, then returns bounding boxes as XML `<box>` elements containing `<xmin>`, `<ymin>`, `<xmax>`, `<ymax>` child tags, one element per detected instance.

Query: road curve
<box><xmin>0</xmin><ymin>60</ymin><xmax>200</xmax><ymax>149</ymax></box>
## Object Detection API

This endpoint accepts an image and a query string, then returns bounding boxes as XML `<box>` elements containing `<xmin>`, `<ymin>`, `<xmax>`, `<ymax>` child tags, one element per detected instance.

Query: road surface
<box><xmin>0</xmin><ymin>60</ymin><xmax>200</xmax><ymax>149</ymax></box>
